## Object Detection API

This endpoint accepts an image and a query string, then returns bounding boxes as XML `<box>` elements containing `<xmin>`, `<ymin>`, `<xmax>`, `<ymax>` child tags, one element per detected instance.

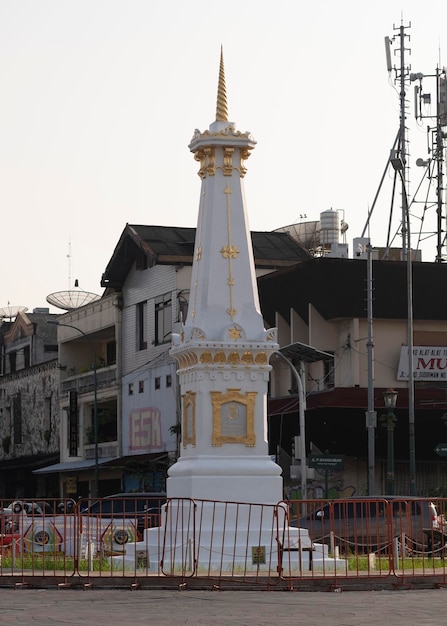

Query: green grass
<box><xmin>2</xmin><ymin>551</ymin><xmax>445</xmax><ymax>575</ymax></box>
<box><xmin>0</xmin><ymin>552</ymin><xmax>112</xmax><ymax>572</ymax></box>
<box><xmin>348</xmin><ymin>554</ymin><xmax>446</xmax><ymax>570</ymax></box>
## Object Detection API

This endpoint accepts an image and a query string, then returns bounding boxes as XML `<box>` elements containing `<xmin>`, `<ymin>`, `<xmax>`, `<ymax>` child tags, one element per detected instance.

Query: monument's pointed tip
<box><xmin>215</xmin><ymin>47</ymin><xmax>229</xmax><ymax>122</ymax></box>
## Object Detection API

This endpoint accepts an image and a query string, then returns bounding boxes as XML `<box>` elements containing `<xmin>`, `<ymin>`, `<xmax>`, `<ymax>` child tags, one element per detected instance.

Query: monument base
<box><xmin>110</xmin><ymin>499</ymin><xmax>348</xmax><ymax>575</ymax></box>
<box><xmin>166</xmin><ymin>455</ymin><xmax>284</xmax><ymax>503</ymax></box>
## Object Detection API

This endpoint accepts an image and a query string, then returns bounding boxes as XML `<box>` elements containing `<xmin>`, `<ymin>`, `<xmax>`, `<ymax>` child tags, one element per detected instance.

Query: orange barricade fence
<box><xmin>0</xmin><ymin>496</ymin><xmax>446</xmax><ymax>588</ymax></box>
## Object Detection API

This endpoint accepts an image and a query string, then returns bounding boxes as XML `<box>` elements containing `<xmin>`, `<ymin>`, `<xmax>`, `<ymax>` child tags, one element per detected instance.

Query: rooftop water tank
<box><xmin>320</xmin><ymin>210</ymin><xmax>340</xmax><ymax>245</ymax></box>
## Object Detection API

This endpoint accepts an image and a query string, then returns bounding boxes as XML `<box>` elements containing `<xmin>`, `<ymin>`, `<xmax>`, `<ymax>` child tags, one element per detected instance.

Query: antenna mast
<box><xmin>412</xmin><ymin>65</ymin><xmax>447</xmax><ymax>262</ymax></box>
<box><xmin>389</xmin><ymin>21</ymin><xmax>412</xmax><ymax>257</ymax></box>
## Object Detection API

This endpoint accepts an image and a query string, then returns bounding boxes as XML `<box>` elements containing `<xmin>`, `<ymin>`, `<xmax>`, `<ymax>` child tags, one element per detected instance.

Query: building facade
<box><xmin>98</xmin><ymin>223</ymin><xmax>310</xmax><ymax>496</ymax></box>
<box><xmin>32</xmin><ymin>224</ymin><xmax>308</xmax><ymax>499</ymax></box>
<box><xmin>259</xmin><ymin>256</ymin><xmax>447</xmax><ymax>498</ymax></box>
<box><xmin>35</xmin><ymin>295</ymin><xmax>121</xmax><ymax>498</ymax></box>
<box><xmin>0</xmin><ymin>309</ymin><xmax>60</xmax><ymax>498</ymax></box>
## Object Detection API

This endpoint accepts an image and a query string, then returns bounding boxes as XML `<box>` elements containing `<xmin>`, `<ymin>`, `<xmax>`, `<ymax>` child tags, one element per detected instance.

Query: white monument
<box><xmin>167</xmin><ymin>50</ymin><xmax>282</xmax><ymax>505</ymax></box>
<box><xmin>112</xmin><ymin>52</ymin><xmax>344</xmax><ymax>575</ymax></box>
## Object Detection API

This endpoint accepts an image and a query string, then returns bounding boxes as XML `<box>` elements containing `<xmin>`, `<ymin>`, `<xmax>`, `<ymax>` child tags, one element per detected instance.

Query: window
<box><xmin>13</xmin><ymin>394</ymin><xmax>22</xmax><ymax>445</ymax></box>
<box><xmin>155</xmin><ymin>293</ymin><xmax>172</xmax><ymax>345</ymax></box>
<box><xmin>44</xmin><ymin>397</ymin><xmax>51</xmax><ymax>433</ymax></box>
<box><xmin>155</xmin><ymin>377</ymin><xmax>161</xmax><ymax>390</ymax></box>
<box><xmin>128</xmin><ymin>383</ymin><xmax>134</xmax><ymax>396</ymax></box>
<box><xmin>106</xmin><ymin>341</ymin><xmax>116</xmax><ymax>365</ymax></box>
<box><xmin>44</xmin><ymin>344</ymin><xmax>58</xmax><ymax>353</ymax></box>
<box><xmin>23</xmin><ymin>345</ymin><xmax>30</xmax><ymax>368</ymax></box>
<box><xmin>97</xmin><ymin>405</ymin><xmax>118</xmax><ymax>443</ymax></box>
<box><xmin>68</xmin><ymin>390</ymin><xmax>78</xmax><ymax>456</ymax></box>
<box><xmin>178</xmin><ymin>291</ymin><xmax>189</xmax><ymax>324</ymax></box>
<box><xmin>136</xmin><ymin>301</ymin><xmax>148</xmax><ymax>350</ymax></box>
<box><xmin>166</xmin><ymin>374</ymin><xmax>172</xmax><ymax>388</ymax></box>
<box><xmin>139</xmin><ymin>380</ymin><xmax>144</xmax><ymax>393</ymax></box>
<box><xmin>9</xmin><ymin>352</ymin><xmax>16</xmax><ymax>373</ymax></box>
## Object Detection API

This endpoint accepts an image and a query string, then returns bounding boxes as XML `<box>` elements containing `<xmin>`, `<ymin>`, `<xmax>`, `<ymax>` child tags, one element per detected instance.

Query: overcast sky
<box><xmin>1</xmin><ymin>1</ymin><xmax>446</xmax><ymax>313</ymax></box>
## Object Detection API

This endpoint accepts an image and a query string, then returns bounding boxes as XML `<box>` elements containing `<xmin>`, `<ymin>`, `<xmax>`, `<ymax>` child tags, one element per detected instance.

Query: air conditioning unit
<box><xmin>292</xmin><ymin>436</ymin><xmax>301</xmax><ymax>460</ymax></box>
<box><xmin>290</xmin><ymin>465</ymin><xmax>300</xmax><ymax>480</ymax></box>
<box><xmin>289</xmin><ymin>465</ymin><xmax>316</xmax><ymax>481</ymax></box>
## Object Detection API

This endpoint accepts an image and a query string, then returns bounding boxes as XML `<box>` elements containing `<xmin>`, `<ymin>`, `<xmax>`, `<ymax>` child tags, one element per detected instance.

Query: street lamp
<box><xmin>382</xmin><ymin>388</ymin><xmax>398</xmax><ymax>495</ymax></box>
<box><xmin>48</xmin><ymin>321</ymin><xmax>99</xmax><ymax>497</ymax></box>
<box><xmin>274</xmin><ymin>343</ymin><xmax>334</xmax><ymax>512</ymax></box>
<box><xmin>274</xmin><ymin>350</ymin><xmax>307</xmax><ymax>505</ymax></box>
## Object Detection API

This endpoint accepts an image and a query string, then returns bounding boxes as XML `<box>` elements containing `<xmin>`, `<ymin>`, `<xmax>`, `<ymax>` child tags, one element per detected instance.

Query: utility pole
<box><xmin>388</xmin><ymin>21</ymin><xmax>417</xmax><ymax>494</ymax></box>
<box><xmin>365</xmin><ymin>242</ymin><xmax>376</xmax><ymax>495</ymax></box>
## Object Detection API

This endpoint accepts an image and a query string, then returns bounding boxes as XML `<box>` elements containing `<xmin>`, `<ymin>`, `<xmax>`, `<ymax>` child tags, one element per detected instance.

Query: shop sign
<box><xmin>397</xmin><ymin>346</ymin><xmax>447</xmax><ymax>381</ymax></box>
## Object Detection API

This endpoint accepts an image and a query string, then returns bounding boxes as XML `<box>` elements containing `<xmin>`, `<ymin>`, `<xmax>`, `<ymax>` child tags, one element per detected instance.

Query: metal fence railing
<box><xmin>1</xmin><ymin>496</ymin><xmax>446</xmax><ymax>589</ymax></box>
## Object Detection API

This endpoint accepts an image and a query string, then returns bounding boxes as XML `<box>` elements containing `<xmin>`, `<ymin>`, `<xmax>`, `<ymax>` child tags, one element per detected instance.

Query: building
<box><xmin>33</xmin><ymin>224</ymin><xmax>309</xmax><ymax>499</ymax></box>
<box><xmin>34</xmin><ymin>294</ymin><xmax>120</xmax><ymax>498</ymax></box>
<box><xmin>6</xmin><ymin>235</ymin><xmax>447</xmax><ymax>501</ymax></box>
<box><xmin>259</xmin><ymin>256</ymin><xmax>447</xmax><ymax>497</ymax></box>
<box><xmin>99</xmin><ymin>223</ymin><xmax>311</xmax><ymax>495</ymax></box>
<box><xmin>0</xmin><ymin>308</ymin><xmax>60</xmax><ymax>498</ymax></box>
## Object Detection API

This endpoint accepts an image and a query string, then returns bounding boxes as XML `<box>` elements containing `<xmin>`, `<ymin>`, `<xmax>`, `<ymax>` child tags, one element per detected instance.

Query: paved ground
<box><xmin>0</xmin><ymin>588</ymin><xmax>445</xmax><ymax>625</ymax></box>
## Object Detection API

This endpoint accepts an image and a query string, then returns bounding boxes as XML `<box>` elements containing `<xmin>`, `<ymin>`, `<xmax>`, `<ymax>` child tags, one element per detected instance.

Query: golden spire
<box><xmin>215</xmin><ymin>46</ymin><xmax>229</xmax><ymax>122</ymax></box>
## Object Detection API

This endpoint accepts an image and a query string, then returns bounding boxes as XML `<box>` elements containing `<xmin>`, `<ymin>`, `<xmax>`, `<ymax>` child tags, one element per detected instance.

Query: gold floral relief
<box><xmin>223</xmin><ymin>147</ymin><xmax>234</xmax><ymax>176</ymax></box>
<box><xmin>194</xmin><ymin>146</ymin><xmax>216</xmax><ymax>178</ymax></box>
<box><xmin>227</xmin><ymin>351</ymin><xmax>240</xmax><ymax>365</ymax></box>
<box><xmin>214</xmin><ymin>351</ymin><xmax>226</xmax><ymax>363</ymax></box>
<box><xmin>227</xmin><ymin>326</ymin><xmax>242</xmax><ymax>340</ymax></box>
<box><xmin>182</xmin><ymin>391</ymin><xmax>196</xmax><ymax>447</ymax></box>
<box><xmin>239</xmin><ymin>147</ymin><xmax>251</xmax><ymax>178</ymax></box>
<box><xmin>254</xmin><ymin>352</ymin><xmax>268</xmax><ymax>365</ymax></box>
<box><xmin>211</xmin><ymin>388</ymin><xmax>256</xmax><ymax>447</ymax></box>
<box><xmin>204</xmin><ymin>147</ymin><xmax>216</xmax><ymax>176</ymax></box>
<box><xmin>194</xmin><ymin>150</ymin><xmax>206</xmax><ymax>179</ymax></box>
<box><xmin>241</xmin><ymin>351</ymin><xmax>254</xmax><ymax>364</ymax></box>
<box><xmin>220</xmin><ymin>245</ymin><xmax>239</xmax><ymax>259</ymax></box>
<box><xmin>200</xmin><ymin>350</ymin><xmax>213</xmax><ymax>364</ymax></box>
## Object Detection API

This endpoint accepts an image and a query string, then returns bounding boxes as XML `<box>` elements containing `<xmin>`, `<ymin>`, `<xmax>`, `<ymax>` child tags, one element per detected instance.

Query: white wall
<box><xmin>120</xmin><ymin>262</ymin><xmax>188</xmax><ymax>459</ymax></box>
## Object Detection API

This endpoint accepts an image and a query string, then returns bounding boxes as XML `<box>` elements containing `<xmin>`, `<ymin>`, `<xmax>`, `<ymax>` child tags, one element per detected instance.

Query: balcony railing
<box><xmin>60</xmin><ymin>364</ymin><xmax>117</xmax><ymax>396</ymax></box>
<box><xmin>85</xmin><ymin>442</ymin><xmax>118</xmax><ymax>459</ymax></box>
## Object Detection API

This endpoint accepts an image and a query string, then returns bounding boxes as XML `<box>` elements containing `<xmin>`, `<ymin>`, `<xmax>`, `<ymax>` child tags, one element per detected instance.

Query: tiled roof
<box><xmin>101</xmin><ymin>223</ymin><xmax>311</xmax><ymax>289</ymax></box>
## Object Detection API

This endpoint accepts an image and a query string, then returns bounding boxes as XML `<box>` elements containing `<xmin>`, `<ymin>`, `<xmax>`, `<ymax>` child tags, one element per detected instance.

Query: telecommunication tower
<box><xmin>411</xmin><ymin>66</ymin><xmax>447</xmax><ymax>262</ymax></box>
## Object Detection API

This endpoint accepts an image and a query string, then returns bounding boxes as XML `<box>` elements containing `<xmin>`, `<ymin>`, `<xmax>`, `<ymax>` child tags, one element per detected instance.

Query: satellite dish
<box><xmin>416</xmin><ymin>158</ymin><xmax>428</xmax><ymax>167</ymax></box>
<box><xmin>0</xmin><ymin>305</ymin><xmax>28</xmax><ymax>319</ymax></box>
<box><xmin>46</xmin><ymin>290</ymin><xmax>100</xmax><ymax>311</ymax></box>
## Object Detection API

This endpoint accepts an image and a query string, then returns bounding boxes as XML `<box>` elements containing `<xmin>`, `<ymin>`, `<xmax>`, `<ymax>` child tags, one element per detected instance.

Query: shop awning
<box><xmin>33</xmin><ymin>458</ymin><xmax>115</xmax><ymax>475</ymax></box>
<box><xmin>101</xmin><ymin>452</ymin><xmax>169</xmax><ymax>467</ymax></box>
<box><xmin>279</xmin><ymin>342</ymin><xmax>334</xmax><ymax>363</ymax></box>
<box><xmin>33</xmin><ymin>453</ymin><xmax>170</xmax><ymax>475</ymax></box>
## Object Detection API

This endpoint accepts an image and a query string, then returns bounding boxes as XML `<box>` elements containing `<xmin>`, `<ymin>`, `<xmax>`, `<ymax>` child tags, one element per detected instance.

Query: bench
<box><xmin>279</xmin><ymin>542</ymin><xmax>316</xmax><ymax>571</ymax></box>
